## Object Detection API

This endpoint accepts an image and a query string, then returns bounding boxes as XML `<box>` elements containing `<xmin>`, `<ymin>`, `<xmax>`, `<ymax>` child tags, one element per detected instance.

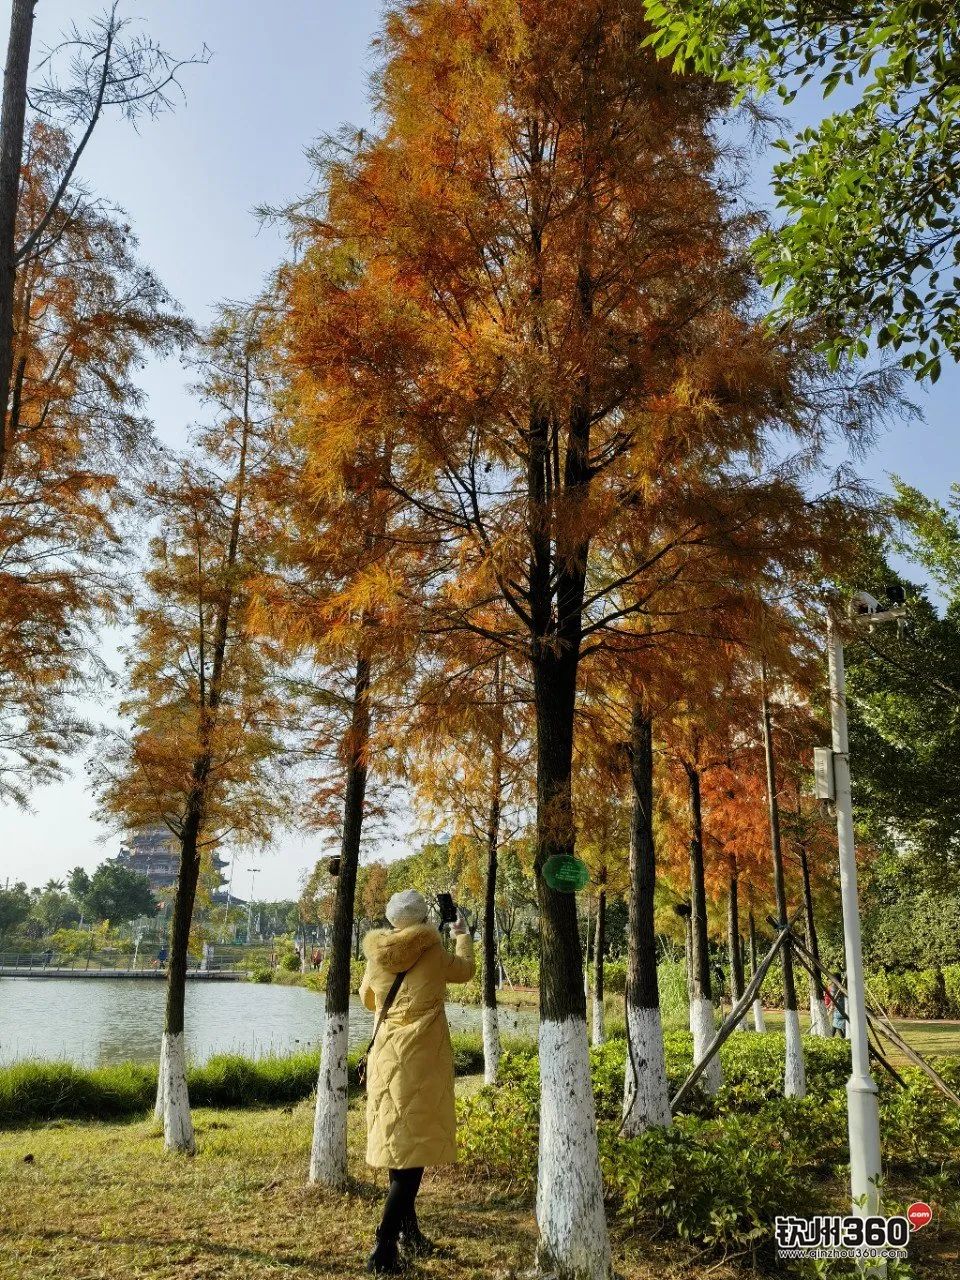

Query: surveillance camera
<box><xmin>850</xmin><ymin>591</ymin><xmax>880</xmax><ymax>618</ymax></box>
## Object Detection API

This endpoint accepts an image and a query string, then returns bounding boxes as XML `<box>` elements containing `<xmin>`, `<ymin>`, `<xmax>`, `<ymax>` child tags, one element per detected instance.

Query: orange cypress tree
<box><xmin>248</xmin><ymin>327</ymin><xmax>415</xmax><ymax>1185</ymax></box>
<box><xmin>658</xmin><ymin>670</ymin><xmax>755</xmax><ymax>1096</ymax></box>
<box><xmin>572</xmin><ymin>736</ymin><xmax>631</xmax><ymax>1048</ymax></box>
<box><xmin>701</xmin><ymin>759</ymin><xmax>773</xmax><ymax>1024</ymax></box>
<box><xmin>0</xmin><ymin>122</ymin><xmax>185</xmax><ymax>804</ymax></box>
<box><xmin>402</xmin><ymin>642</ymin><xmax>530</xmax><ymax>1083</ymax></box>
<box><xmin>98</xmin><ymin>308</ymin><xmax>291</xmax><ymax>1153</ymax></box>
<box><xmin>279</xmin><ymin>3</ymin><xmax>892</xmax><ymax>1270</ymax></box>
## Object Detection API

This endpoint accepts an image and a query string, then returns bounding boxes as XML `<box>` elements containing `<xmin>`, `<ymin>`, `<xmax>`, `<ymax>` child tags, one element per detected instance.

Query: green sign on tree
<box><xmin>542</xmin><ymin>854</ymin><xmax>590</xmax><ymax>894</ymax></box>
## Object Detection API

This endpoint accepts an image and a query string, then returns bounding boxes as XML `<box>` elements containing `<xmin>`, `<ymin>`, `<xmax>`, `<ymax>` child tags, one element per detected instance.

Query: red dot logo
<box><xmin>908</xmin><ymin>1202</ymin><xmax>933</xmax><ymax>1231</ymax></box>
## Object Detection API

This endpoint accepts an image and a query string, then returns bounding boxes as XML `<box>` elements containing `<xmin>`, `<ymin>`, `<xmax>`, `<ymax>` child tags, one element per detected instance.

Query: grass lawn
<box><xmin>0</xmin><ymin>1086</ymin><xmax>752</xmax><ymax>1280</ymax></box>
<box><xmin>2</xmin><ymin>1072</ymin><xmax>959</xmax><ymax>1279</ymax></box>
<box><xmin>740</xmin><ymin>1007</ymin><xmax>960</xmax><ymax>1064</ymax></box>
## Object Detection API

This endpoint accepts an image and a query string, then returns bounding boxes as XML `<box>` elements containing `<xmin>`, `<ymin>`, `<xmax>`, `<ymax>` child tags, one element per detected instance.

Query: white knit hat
<box><xmin>385</xmin><ymin>888</ymin><xmax>429</xmax><ymax>930</ymax></box>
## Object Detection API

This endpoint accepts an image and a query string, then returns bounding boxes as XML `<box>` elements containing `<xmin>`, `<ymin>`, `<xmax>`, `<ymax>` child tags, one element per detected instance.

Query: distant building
<box><xmin>114</xmin><ymin>826</ymin><xmax>235</xmax><ymax>905</ymax></box>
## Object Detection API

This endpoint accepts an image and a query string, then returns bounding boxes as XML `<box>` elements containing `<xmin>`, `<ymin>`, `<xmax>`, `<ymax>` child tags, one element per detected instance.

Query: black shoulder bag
<box><xmin>357</xmin><ymin>969</ymin><xmax>408</xmax><ymax>1088</ymax></box>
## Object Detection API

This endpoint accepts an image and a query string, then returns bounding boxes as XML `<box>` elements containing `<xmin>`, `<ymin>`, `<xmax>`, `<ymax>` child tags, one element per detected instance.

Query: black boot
<box><xmin>399</xmin><ymin>1211</ymin><xmax>435</xmax><ymax>1258</ymax></box>
<box><xmin>367</xmin><ymin>1227</ymin><xmax>404</xmax><ymax>1275</ymax></box>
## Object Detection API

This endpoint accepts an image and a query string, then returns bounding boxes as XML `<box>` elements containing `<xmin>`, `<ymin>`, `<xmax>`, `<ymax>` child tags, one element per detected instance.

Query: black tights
<box><xmin>379</xmin><ymin>1166</ymin><xmax>424</xmax><ymax>1241</ymax></box>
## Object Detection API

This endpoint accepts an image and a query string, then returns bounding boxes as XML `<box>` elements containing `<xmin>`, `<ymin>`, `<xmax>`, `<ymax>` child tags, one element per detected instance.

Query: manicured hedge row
<box><xmin>618</xmin><ymin>959</ymin><xmax>960</xmax><ymax>1021</ymax></box>
<box><xmin>866</xmin><ymin>964</ymin><xmax>960</xmax><ymax>1019</ymax></box>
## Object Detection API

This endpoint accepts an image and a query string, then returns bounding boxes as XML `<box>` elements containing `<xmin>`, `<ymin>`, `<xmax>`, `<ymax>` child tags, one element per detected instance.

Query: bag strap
<box><xmin>363</xmin><ymin>968</ymin><xmax>408</xmax><ymax>1059</ymax></box>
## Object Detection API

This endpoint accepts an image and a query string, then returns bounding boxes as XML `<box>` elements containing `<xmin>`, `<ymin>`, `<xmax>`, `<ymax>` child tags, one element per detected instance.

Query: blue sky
<box><xmin>2</xmin><ymin>0</ymin><xmax>957</xmax><ymax>899</ymax></box>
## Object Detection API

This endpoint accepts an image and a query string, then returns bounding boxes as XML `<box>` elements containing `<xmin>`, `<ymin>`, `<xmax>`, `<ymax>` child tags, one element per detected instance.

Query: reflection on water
<box><xmin>0</xmin><ymin>979</ymin><xmax>536</xmax><ymax>1066</ymax></box>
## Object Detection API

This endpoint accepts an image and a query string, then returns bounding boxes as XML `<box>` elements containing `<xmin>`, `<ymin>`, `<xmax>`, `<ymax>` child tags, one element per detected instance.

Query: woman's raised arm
<box><xmin>444</xmin><ymin>931</ymin><xmax>475</xmax><ymax>985</ymax></box>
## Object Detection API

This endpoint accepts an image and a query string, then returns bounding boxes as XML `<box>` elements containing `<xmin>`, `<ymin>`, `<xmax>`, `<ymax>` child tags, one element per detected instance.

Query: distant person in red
<box><xmin>311</xmin><ymin>947</ymin><xmax>322</xmax><ymax>970</ymax></box>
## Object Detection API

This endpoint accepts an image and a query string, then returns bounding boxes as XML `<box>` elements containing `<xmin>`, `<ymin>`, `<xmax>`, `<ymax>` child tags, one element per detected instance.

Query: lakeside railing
<box><xmin>0</xmin><ymin>949</ymin><xmax>251</xmax><ymax>974</ymax></box>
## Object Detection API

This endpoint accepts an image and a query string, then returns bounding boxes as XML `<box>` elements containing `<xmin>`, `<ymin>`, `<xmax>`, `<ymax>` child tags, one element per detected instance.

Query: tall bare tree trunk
<box><xmin>686</xmin><ymin>763</ymin><xmax>721</xmax><ymax>1094</ymax></box>
<box><xmin>310</xmin><ymin>652</ymin><xmax>371</xmax><ymax>1187</ymax></box>
<box><xmin>727</xmin><ymin>865</ymin><xmax>746</xmax><ymax>1032</ymax></box>
<box><xmin>483</xmin><ymin>657</ymin><xmax>505</xmax><ymax>1085</ymax></box>
<box><xmin>592</xmin><ymin>871</ymin><xmax>606</xmax><ymax>1045</ymax></box>
<box><xmin>748</xmin><ymin>903</ymin><xmax>766</xmax><ymax>1032</ymax></box>
<box><xmin>799</xmin><ymin>841</ymin><xmax>831</xmax><ymax>1036</ymax></box>
<box><xmin>622</xmin><ymin>706</ymin><xmax>671</xmax><ymax>1132</ymax></box>
<box><xmin>532</xmin><ymin>646</ymin><xmax>609</xmax><ymax>1280</ymax></box>
<box><xmin>583</xmin><ymin>896</ymin><xmax>593</xmax><ymax>1002</ymax></box>
<box><xmin>156</xmin><ymin>380</ymin><xmax>251</xmax><ymax>1154</ymax></box>
<box><xmin>679</xmin><ymin>905</ymin><xmax>694</xmax><ymax>1028</ymax></box>
<box><xmin>760</xmin><ymin>664</ymin><xmax>805</xmax><ymax>1096</ymax></box>
<box><xmin>0</xmin><ymin>0</ymin><xmax>34</xmax><ymax>484</ymax></box>
<box><xmin>155</xmin><ymin>787</ymin><xmax>204</xmax><ymax>1154</ymax></box>
<box><xmin>526</xmin><ymin>74</ymin><xmax>609</xmax><ymax>1273</ymax></box>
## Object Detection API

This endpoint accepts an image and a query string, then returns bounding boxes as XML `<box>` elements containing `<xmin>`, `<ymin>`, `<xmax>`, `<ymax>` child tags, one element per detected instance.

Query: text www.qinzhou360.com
<box><xmin>775</xmin><ymin>1214</ymin><xmax>912</xmax><ymax>1262</ymax></box>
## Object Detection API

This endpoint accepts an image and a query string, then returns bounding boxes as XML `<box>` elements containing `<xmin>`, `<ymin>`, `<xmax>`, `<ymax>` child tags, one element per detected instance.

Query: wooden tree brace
<box><xmin>671</xmin><ymin>908</ymin><xmax>802</xmax><ymax>1111</ymax></box>
<box><xmin>788</xmin><ymin>934</ymin><xmax>907</xmax><ymax>1088</ymax></box>
<box><xmin>788</xmin><ymin>931</ymin><xmax>960</xmax><ymax>1111</ymax></box>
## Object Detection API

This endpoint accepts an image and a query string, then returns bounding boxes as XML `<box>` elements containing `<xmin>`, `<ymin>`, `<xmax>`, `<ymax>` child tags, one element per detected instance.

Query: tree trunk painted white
<box><xmin>482</xmin><ymin>1003</ymin><xmax>501</xmax><ymax>1086</ymax></box>
<box><xmin>783</xmin><ymin>1007</ymin><xmax>807</xmax><ymax>1098</ymax></box>
<box><xmin>727</xmin><ymin>873</ymin><xmax>746</xmax><ymax>1032</ymax></box>
<box><xmin>691</xmin><ymin>996</ymin><xmax>722</xmax><ymax>1096</ymax></box>
<box><xmin>809</xmin><ymin>987</ymin><xmax>832</xmax><ymax>1037</ymax></box>
<box><xmin>760</xmin><ymin>671</ymin><xmax>805</xmax><ymax>1099</ymax></box>
<box><xmin>622</xmin><ymin>709</ymin><xmax>670</xmax><ymax>1136</ymax></box>
<box><xmin>727</xmin><ymin>993</ymin><xmax>747</xmax><ymax>1033</ymax></box>
<box><xmin>537</xmin><ymin>1019</ymin><xmax>611</xmax><ymax>1280</ymax></box>
<box><xmin>591</xmin><ymin>992</ymin><xmax>605</xmax><ymax>1046</ymax></box>
<box><xmin>752</xmin><ymin>998</ymin><xmax>767</xmax><ymax>1033</ymax></box>
<box><xmin>154</xmin><ymin>1031</ymin><xmax>168</xmax><ymax>1123</ymax></box>
<box><xmin>309</xmin><ymin>1012</ymin><xmax>349</xmax><ymax>1186</ymax></box>
<box><xmin>747</xmin><ymin>907</ymin><xmax>765</xmax><ymax>1032</ymax></box>
<box><xmin>622</xmin><ymin>1005</ymin><xmax>672</xmax><ymax>1133</ymax></box>
<box><xmin>159</xmin><ymin>1032</ymin><xmax>195</xmax><ymax>1154</ymax></box>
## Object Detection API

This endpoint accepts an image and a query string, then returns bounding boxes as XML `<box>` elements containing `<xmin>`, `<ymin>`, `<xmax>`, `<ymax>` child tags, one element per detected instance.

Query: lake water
<box><xmin>0</xmin><ymin>979</ymin><xmax>537</xmax><ymax>1067</ymax></box>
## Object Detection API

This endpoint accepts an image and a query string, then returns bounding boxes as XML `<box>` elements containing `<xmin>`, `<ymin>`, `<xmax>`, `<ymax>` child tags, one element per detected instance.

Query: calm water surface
<box><xmin>0</xmin><ymin>979</ymin><xmax>536</xmax><ymax>1066</ymax></box>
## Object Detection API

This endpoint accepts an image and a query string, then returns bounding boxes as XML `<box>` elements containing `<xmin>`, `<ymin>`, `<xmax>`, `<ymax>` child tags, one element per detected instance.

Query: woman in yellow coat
<box><xmin>359</xmin><ymin>888</ymin><xmax>475</xmax><ymax>1274</ymax></box>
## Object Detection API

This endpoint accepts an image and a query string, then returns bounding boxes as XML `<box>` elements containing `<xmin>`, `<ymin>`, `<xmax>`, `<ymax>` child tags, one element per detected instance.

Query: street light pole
<box><xmin>220</xmin><ymin>857</ymin><xmax>236</xmax><ymax>943</ymax></box>
<box><xmin>246</xmin><ymin>866</ymin><xmax>259</xmax><ymax>945</ymax></box>
<box><xmin>826</xmin><ymin>611</ymin><xmax>882</xmax><ymax>1221</ymax></box>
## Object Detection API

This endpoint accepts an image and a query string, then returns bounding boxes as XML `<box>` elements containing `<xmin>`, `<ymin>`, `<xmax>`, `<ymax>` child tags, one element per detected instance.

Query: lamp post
<box><xmin>219</xmin><ymin>857</ymin><xmax>236</xmax><ymax>943</ymax></box>
<box><xmin>822</xmin><ymin>592</ymin><xmax>905</xmax><ymax>1231</ymax></box>
<box><xmin>246</xmin><ymin>866</ymin><xmax>259</xmax><ymax>945</ymax></box>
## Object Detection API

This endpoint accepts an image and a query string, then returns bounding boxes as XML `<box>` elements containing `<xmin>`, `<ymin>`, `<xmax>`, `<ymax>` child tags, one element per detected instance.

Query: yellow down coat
<box><xmin>359</xmin><ymin>922</ymin><xmax>475</xmax><ymax>1169</ymax></box>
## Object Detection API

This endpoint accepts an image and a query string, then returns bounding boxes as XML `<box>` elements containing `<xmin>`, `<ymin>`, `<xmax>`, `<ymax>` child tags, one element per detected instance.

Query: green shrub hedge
<box><xmin>457</xmin><ymin>1030</ymin><xmax>960</xmax><ymax>1263</ymax></box>
<box><xmin>868</xmin><ymin>965</ymin><xmax>960</xmax><ymax>1019</ymax></box>
<box><xmin>729</xmin><ymin>961</ymin><xmax>960</xmax><ymax>1020</ymax></box>
<box><xmin>0</xmin><ymin>1029</ymin><xmax>496</xmax><ymax>1129</ymax></box>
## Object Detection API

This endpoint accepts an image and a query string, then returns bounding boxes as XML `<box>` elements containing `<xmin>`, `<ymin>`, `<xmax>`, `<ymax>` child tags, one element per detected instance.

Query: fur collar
<box><xmin>363</xmin><ymin>922</ymin><xmax>441</xmax><ymax>973</ymax></box>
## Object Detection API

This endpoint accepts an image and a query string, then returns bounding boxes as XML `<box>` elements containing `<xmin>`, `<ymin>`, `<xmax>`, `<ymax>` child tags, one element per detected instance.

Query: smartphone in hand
<box><xmin>436</xmin><ymin>892</ymin><xmax>457</xmax><ymax>925</ymax></box>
